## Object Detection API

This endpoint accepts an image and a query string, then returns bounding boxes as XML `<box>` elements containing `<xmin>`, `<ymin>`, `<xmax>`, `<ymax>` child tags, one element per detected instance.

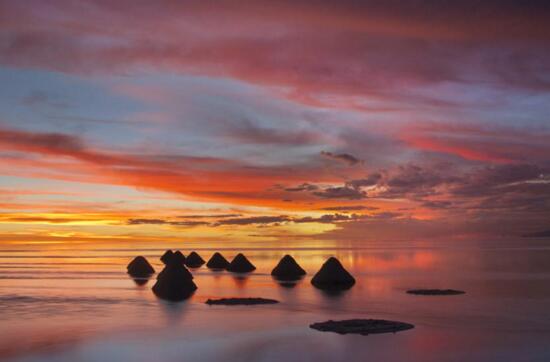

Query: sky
<box><xmin>0</xmin><ymin>0</ymin><xmax>549</xmax><ymax>245</ymax></box>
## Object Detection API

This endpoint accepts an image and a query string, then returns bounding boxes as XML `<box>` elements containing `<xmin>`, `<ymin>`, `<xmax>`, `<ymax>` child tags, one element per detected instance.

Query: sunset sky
<box><xmin>0</xmin><ymin>0</ymin><xmax>549</xmax><ymax>245</ymax></box>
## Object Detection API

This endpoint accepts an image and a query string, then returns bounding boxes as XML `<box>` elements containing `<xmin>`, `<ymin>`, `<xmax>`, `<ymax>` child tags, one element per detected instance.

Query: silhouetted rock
<box><xmin>271</xmin><ymin>254</ymin><xmax>306</xmax><ymax>281</ymax></box>
<box><xmin>205</xmin><ymin>297</ymin><xmax>279</xmax><ymax>305</ymax></box>
<box><xmin>153</xmin><ymin>262</ymin><xmax>197</xmax><ymax>301</ymax></box>
<box><xmin>206</xmin><ymin>252</ymin><xmax>230</xmax><ymax>269</ymax></box>
<box><xmin>227</xmin><ymin>253</ymin><xmax>256</xmax><ymax>273</ymax></box>
<box><xmin>157</xmin><ymin>259</ymin><xmax>194</xmax><ymax>280</ymax></box>
<box><xmin>185</xmin><ymin>251</ymin><xmax>205</xmax><ymax>268</ymax></box>
<box><xmin>311</xmin><ymin>257</ymin><xmax>355</xmax><ymax>290</ymax></box>
<box><xmin>127</xmin><ymin>256</ymin><xmax>155</xmax><ymax>277</ymax></box>
<box><xmin>310</xmin><ymin>319</ymin><xmax>414</xmax><ymax>335</ymax></box>
<box><xmin>160</xmin><ymin>250</ymin><xmax>174</xmax><ymax>264</ymax></box>
<box><xmin>407</xmin><ymin>289</ymin><xmax>465</xmax><ymax>296</ymax></box>
<box><xmin>172</xmin><ymin>250</ymin><xmax>186</xmax><ymax>264</ymax></box>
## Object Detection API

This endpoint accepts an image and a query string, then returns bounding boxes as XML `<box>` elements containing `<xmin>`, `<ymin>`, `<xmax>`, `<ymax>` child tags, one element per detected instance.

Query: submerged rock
<box><xmin>127</xmin><ymin>256</ymin><xmax>155</xmax><ymax>277</ymax></box>
<box><xmin>172</xmin><ymin>250</ymin><xmax>186</xmax><ymax>264</ymax></box>
<box><xmin>227</xmin><ymin>253</ymin><xmax>256</xmax><ymax>273</ymax></box>
<box><xmin>206</xmin><ymin>252</ymin><xmax>230</xmax><ymax>269</ymax></box>
<box><xmin>311</xmin><ymin>257</ymin><xmax>355</xmax><ymax>290</ymax></box>
<box><xmin>185</xmin><ymin>251</ymin><xmax>205</xmax><ymax>268</ymax></box>
<box><xmin>152</xmin><ymin>262</ymin><xmax>197</xmax><ymax>301</ymax></box>
<box><xmin>310</xmin><ymin>319</ymin><xmax>414</xmax><ymax>335</ymax></box>
<box><xmin>271</xmin><ymin>254</ymin><xmax>306</xmax><ymax>281</ymax></box>
<box><xmin>205</xmin><ymin>297</ymin><xmax>279</xmax><ymax>305</ymax></box>
<box><xmin>160</xmin><ymin>250</ymin><xmax>174</xmax><ymax>264</ymax></box>
<box><xmin>407</xmin><ymin>289</ymin><xmax>465</xmax><ymax>296</ymax></box>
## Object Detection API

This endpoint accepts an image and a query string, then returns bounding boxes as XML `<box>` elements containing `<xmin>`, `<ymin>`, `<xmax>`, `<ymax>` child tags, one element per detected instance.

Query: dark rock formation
<box><xmin>311</xmin><ymin>257</ymin><xmax>355</xmax><ymax>290</ymax></box>
<box><xmin>205</xmin><ymin>297</ymin><xmax>279</xmax><ymax>305</ymax></box>
<box><xmin>271</xmin><ymin>254</ymin><xmax>306</xmax><ymax>281</ymax></box>
<box><xmin>407</xmin><ymin>289</ymin><xmax>465</xmax><ymax>296</ymax></box>
<box><xmin>310</xmin><ymin>319</ymin><xmax>414</xmax><ymax>335</ymax></box>
<box><xmin>160</xmin><ymin>250</ymin><xmax>174</xmax><ymax>264</ymax></box>
<box><xmin>227</xmin><ymin>253</ymin><xmax>256</xmax><ymax>273</ymax></box>
<box><xmin>152</xmin><ymin>261</ymin><xmax>197</xmax><ymax>301</ymax></box>
<box><xmin>127</xmin><ymin>256</ymin><xmax>155</xmax><ymax>277</ymax></box>
<box><xmin>206</xmin><ymin>252</ymin><xmax>230</xmax><ymax>269</ymax></box>
<box><xmin>185</xmin><ymin>251</ymin><xmax>205</xmax><ymax>268</ymax></box>
<box><xmin>172</xmin><ymin>250</ymin><xmax>186</xmax><ymax>264</ymax></box>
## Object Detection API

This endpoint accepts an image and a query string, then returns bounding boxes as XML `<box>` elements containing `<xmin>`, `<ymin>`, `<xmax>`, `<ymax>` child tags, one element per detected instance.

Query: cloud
<box><xmin>313</xmin><ymin>186</ymin><xmax>366</xmax><ymax>200</ymax></box>
<box><xmin>523</xmin><ymin>229</ymin><xmax>550</xmax><ymax>238</ymax></box>
<box><xmin>177</xmin><ymin>214</ymin><xmax>242</xmax><ymax>219</ymax></box>
<box><xmin>401</xmin><ymin>122</ymin><xmax>550</xmax><ymax>164</ymax></box>
<box><xmin>0</xmin><ymin>125</ymin><xmax>338</xmax><ymax>208</ymax></box>
<box><xmin>127</xmin><ymin>212</ymin><xmax>389</xmax><ymax>228</ymax></box>
<box><xmin>127</xmin><ymin>218</ymin><xmax>209</xmax><ymax>227</ymax></box>
<box><xmin>321</xmin><ymin>151</ymin><xmax>361</xmax><ymax>166</ymax></box>
<box><xmin>284</xmin><ymin>183</ymin><xmax>319</xmax><ymax>192</ymax></box>
<box><xmin>346</xmin><ymin>173</ymin><xmax>382</xmax><ymax>189</ymax></box>
<box><xmin>213</xmin><ymin>215</ymin><xmax>290</xmax><ymax>226</ymax></box>
<box><xmin>2</xmin><ymin>0</ymin><xmax>549</xmax><ymax>110</ymax></box>
<box><xmin>319</xmin><ymin>205</ymin><xmax>378</xmax><ymax>211</ymax></box>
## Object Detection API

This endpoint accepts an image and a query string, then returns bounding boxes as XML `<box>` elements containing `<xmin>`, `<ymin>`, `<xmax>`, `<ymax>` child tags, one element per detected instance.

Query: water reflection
<box><xmin>131</xmin><ymin>276</ymin><xmax>151</xmax><ymax>286</ymax></box>
<box><xmin>157</xmin><ymin>299</ymin><xmax>190</xmax><ymax>325</ymax></box>
<box><xmin>2</xmin><ymin>240</ymin><xmax>550</xmax><ymax>362</ymax></box>
<box><xmin>272</xmin><ymin>276</ymin><xmax>304</xmax><ymax>289</ymax></box>
<box><xmin>230</xmin><ymin>274</ymin><xmax>249</xmax><ymax>289</ymax></box>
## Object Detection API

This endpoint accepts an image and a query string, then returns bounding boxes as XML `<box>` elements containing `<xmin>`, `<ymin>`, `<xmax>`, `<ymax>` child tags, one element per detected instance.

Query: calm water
<box><xmin>1</xmin><ymin>239</ymin><xmax>550</xmax><ymax>362</ymax></box>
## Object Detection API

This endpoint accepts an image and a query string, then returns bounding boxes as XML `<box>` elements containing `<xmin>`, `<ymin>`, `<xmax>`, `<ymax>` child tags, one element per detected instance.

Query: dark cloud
<box><xmin>214</xmin><ymin>216</ymin><xmax>290</xmax><ymax>226</ymax></box>
<box><xmin>319</xmin><ymin>205</ymin><xmax>378</xmax><ymax>211</ymax></box>
<box><xmin>346</xmin><ymin>173</ymin><xmax>382</xmax><ymax>189</ymax></box>
<box><xmin>177</xmin><ymin>214</ymin><xmax>241</xmax><ymax>219</ymax></box>
<box><xmin>321</xmin><ymin>151</ymin><xmax>361</xmax><ymax>166</ymax></box>
<box><xmin>127</xmin><ymin>218</ymin><xmax>209</xmax><ymax>227</ymax></box>
<box><xmin>313</xmin><ymin>186</ymin><xmax>366</xmax><ymax>200</ymax></box>
<box><xmin>284</xmin><ymin>183</ymin><xmax>319</xmax><ymax>192</ymax></box>
<box><xmin>127</xmin><ymin>212</ymin><xmax>391</xmax><ymax>228</ymax></box>
<box><xmin>421</xmin><ymin>200</ymin><xmax>453</xmax><ymax>209</ymax></box>
<box><xmin>224</xmin><ymin>118</ymin><xmax>322</xmax><ymax>146</ymax></box>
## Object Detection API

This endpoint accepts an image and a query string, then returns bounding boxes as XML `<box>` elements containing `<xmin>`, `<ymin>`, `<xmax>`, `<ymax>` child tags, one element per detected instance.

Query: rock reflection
<box><xmin>231</xmin><ymin>274</ymin><xmax>249</xmax><ymax>288</ymax></box>
<box><xmin>131</xmin><ymin>276</ymin><xmax>150</xmax><ymax>286</ymax></box>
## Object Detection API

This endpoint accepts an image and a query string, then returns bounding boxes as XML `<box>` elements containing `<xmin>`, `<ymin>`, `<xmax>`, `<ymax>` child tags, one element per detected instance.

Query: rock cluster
<box><xmin>153</xmin><ymin>251</ymin><xmax>197</xmax><ymax>301</ymax></box>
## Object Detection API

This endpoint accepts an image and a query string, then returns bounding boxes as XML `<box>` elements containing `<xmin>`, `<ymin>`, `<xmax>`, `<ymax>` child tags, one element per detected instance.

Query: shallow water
<box><xmin>1</xmin><ymin>239</ymin><xmax>550</xmax><ymax>362</ymax></box>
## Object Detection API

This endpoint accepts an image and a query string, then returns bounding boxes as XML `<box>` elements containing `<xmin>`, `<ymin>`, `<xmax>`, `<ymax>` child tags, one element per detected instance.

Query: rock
<box><xmin>311</xmin><ymin>257</ymin><xmax>355</xmax><ymax>290</ymax></box>
<box><xmin>127</xmin><ymin>256</ymin><xmax>155</xmax><ymax>277</ymax></box>
<box><xmin>227</xmin><ymin>253</ymin><xmax>256</xmax><ymax>273</ymax></box>
<box><xmin>407</xmin><ymin>289</ymin><xmax>465</xmax><ymax>296</ymax></box>
<box><xmin>160</xmin><ymin>250</ymin><xmax>174</xmax><ymax>264</ymax></box>
<box><xmin>172</xmin><ymin>250</ymin><xmax>186</xmax><ymax>264</ymax></box>
<box><xmin>271</xmin><ymin>254</ymin><xmax>306</xmax><ymax>281</ymax></box>
<box><xmin>205</xmin><ymin>297</ymin><xmax>279</xmax><ymax>305</ymax></box>
<box><xmin>152</xmin><ymin>262</ymin><xmax>197</xmax><ymax>301</ymax></box>
<box><xmin>206</xmin><ymin>252</ymin><xmax>230</xmax><ymax>269</ymax></box>
<box><xmin>185</xmin><ymin>251</ymin><xmax>205</xmax><ymax>268</ymax></box>
<box><xmin>310</xmin><ymin>319</ymin><xmax>414</xmax><ymax>335</ymax></box>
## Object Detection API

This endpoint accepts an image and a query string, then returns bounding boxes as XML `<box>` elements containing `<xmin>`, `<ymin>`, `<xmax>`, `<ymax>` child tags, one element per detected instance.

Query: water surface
<box><xmin>1</xmin><ymin>239</ymin><xmax>550</xmax><ymax>362</ymax></box>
